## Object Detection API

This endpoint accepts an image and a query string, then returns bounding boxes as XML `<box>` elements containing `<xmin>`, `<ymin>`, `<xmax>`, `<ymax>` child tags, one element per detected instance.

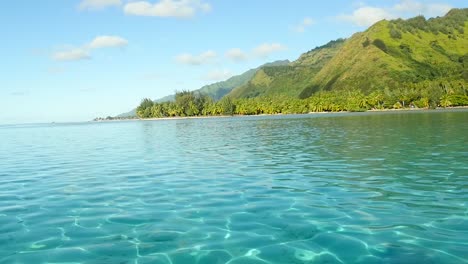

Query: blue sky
<box><xmin>0</xmin><ymin>0</ymin><xmax>466</xmax><ymax>123</ymax></box>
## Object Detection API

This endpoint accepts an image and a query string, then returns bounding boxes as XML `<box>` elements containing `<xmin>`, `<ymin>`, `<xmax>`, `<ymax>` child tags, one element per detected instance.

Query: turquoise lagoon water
<box><xmin>0</xmin><ymin>110</ymin><xmax>467</xmax><ymax>264</ymax></box>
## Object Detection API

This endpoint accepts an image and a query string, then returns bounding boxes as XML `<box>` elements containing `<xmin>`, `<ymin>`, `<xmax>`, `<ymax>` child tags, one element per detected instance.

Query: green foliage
<box><xmin>135</xmin><ymin>80</ymin><xmax>468</xmax><ymax>119</ymax></box>
<box><xmin>136</xmin><ymin>98</ymin><xmax>154</xmax><ymax>118</ymax></box>
<box><xmin>136</xmin><ymin>91</ymin><xmax>211</xmax><ymax>118</ymax></box>
<box><xmin>299</xmin><ymin>8</ymin><xmax>468</xmax><ymax>97</ymax></box>
<box><xmin>398</xmin><ymin>43</ymin><xmax>413</xmax><ymax>57</ymax></box>
<box><xmin>390</xmin><ymin>28</ymin><xmax>402</xmax><ymax>39</ymax></box>
<box><xmin>229</xmin><ymin>38</ymin><xmax>346</xmax><ymax>99</ymax></box>
<box><xmin>461</xmin><ymin>54</ymin><xmax>468</xmax><ymax>81</ymax></box>
<box><xmin>171</xmin><ymin>60</ymin><xmax>290</xmax><ymax>102</ymax></box>
<box><xmin>407</xmin><ymin>16</ymin><xmax>428</xmax><ymax>31</ymax></box>
<box><xmin>440</xmin><ymin>94</ymin><xmax>452</xmax><ymax>107</ymax></box>
<box><xmin>303</xmin><ymin>39</ymin><xmax>346</xmax><ymax>54</ymax></box>
<box><xmin>119</xmin><ymin>60</ymin><xmax>289</xmax><ymax>117</ymax></box>
<box><xmin>391</xmin><ymin>9</ymin><xmax>468</xmax><ymax>36</ymax></box>
<box><xmin>175</xmin><ymin>90</ymin><xmax>195</xmax><ymax>116</ymax></box>
<box><xmin>448</xmin><ymin>94</ymin><xmax>468</xmax><ymax>106</ymax></box>
<box><xmin>362</xmin><ymin>38</ymin><xmax>371</xmax><ymax>47</ymax></box>
<box><xmin>134</xmin><ymin>9</ymin><xmax>468</xmax><ymax>119</ymax></box>
<box><xmin>372</xmin><ymin>39</ymin><xmax>388</xmax><ymax>53</ymax></box>
<box><xmin>219</xmin><ymin>97</ymin><xmax>235</xmax><ymax>115</ymax></box>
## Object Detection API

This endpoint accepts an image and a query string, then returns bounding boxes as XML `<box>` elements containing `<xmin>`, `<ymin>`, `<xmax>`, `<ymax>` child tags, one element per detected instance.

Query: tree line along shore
<box><xmin>133</xmin><ymin>80</ymin><xmax>468</xmax><ymax>119</ymax></box>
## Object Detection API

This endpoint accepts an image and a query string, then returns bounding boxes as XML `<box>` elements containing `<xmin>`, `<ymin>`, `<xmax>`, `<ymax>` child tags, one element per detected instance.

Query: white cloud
<box><xmin>204</xmin><ymin>69</ymin><xmax>233</xmax><ymax>81</ymax></box>
<box><xmin>124</xmin><ymin>0</ymin><xmax>211</xmax><ymax>18</ymax></box>
<box><xmin>79</xmin><ymin>0</ymin><xmax>122</xmax><ymax>10</ymax></box>
<box><xmin>417</xmin><ymin>3</ymin><xmax>452</xmax><ymax>17</ymax></box>
<box><xmin>338</xmin><ymin>0</ymin><xmax>452</xmax><ymax>27</ymax></box>
<box><xmin>338</xmin><ymin>7</ymin><xmax>393</xmax><ymax>27</ymax></box>
<box><xmin>253</xmin><ymin>43</ymin><xmax>287</xmax><ymax>58</ymax></box>
<box><xmin>53</xmin><ymin>48</ymin><xmax>90</xmax><ymax>61</ymax></box>
<box><xmin>393</xmin><ymin>0</ymin><xmax>424</xmax><ymax>13</ymax></box>
<box><xmin>53</xmin><ymin>35</ymin><xmax>128</xmax><ymax>62</ymax></box>
<box><xmin>174</xmin><ymin>43</ymin><xmax>286</xmax><ymax>66</ymax></box>
<box><xmin>292</xmin><ymin>17</ymin><xmax>315</xmax><ymax>33</ymax></box>
<box><xmin>225</xmin><ymin>48</ymin><xmax>247</xmax><ymax>62</ymax></box>
<box><xmin>88</xmin><ymin>36</ymin><xmax>128</xmax><ymax>49</ymax></box>
<box><xmin>175</xmin><ymin>50</ymin><xmax>217</xmax><ymax>65</ymax></box>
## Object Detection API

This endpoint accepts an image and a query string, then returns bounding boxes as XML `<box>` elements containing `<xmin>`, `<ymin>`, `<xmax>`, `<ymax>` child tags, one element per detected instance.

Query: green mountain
<box><xmin>300</xmin><ymin>8</ymin><xmax>468</xmax><ymax>98</ymax></box>
<box><xmin>117</xmin><ymin>60</ymin><xmax>289</xmax><ymax>117</ymax></box>
<box><xmin>126</xmin><ymin>9</ymin><xmax>468</xmax><ymax>119</ymax></box>
<box><xmin>228</xmin><ymin>39</ymin><xmax>345</xmax><ymax>98</ymax></box>
<box><xmin>197</xmin><ymin>60</ymin><xmax>290</xmax><ymax>101</ymax></box>
<box><xmin>227</xmin><ymin>9</ymin><xmax>468</xmax><ymax>100</ymax></box>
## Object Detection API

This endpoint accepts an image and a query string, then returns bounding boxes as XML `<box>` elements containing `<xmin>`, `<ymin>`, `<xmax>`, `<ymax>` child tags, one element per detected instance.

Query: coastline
<box><xmin>94</xmin><ymin>106</ymin><xmax>468</xmax><ymax>122</ymax></box>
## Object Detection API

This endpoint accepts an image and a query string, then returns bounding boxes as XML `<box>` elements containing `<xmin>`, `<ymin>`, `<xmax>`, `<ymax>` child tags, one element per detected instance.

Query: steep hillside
<box><xmin>300</xmin><ymin>8</ymin><xmax>468</xmax><ymax>97</ymax></box>
<box><xmin>195</xmin><ymin>60</ymin><xmax>289</xmax><ymax>100</ymax></box>
<box><xmin>228</xmin><ymin>39</ymin><xmax>345</xmax><ymax>98</ymax></box>
<box><xmin>226</xmin><ymin>9</ymin><xmax>468</xmax><ymax>100</ymax></box>
<box><xmin>125</xmin><ymin>9</ymin><xmax>468</xmax><ymax>118</ymax></box>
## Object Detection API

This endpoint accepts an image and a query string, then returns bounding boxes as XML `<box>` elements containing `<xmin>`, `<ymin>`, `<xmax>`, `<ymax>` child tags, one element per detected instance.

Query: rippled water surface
<box><xmin>1</xmin><ymin>110</ymin><xmax>467</xmax><ymax>264</ymax></box>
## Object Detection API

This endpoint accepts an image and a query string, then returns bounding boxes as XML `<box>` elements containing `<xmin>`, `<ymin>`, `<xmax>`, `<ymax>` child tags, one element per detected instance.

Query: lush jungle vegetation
<box><xmin>131</xmin><ymin>9</ymin><xmax>468</xmax><ymax>119</ymax></box>
<box><xmin>136</xmin><ymin>80</ymin><xmax>468</xmax><ymax>118</ymax></box>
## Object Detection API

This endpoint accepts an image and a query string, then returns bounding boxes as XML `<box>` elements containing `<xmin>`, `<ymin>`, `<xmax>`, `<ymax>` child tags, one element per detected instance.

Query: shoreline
<box><xmin>95</xmin><ymin>106</ymin><xmax>468</xmax><ymax>122</ymax></box>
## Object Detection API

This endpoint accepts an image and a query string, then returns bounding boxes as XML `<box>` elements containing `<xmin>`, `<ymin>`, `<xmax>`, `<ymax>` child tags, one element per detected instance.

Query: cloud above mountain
<box><xmin>338</xmin><ymin>0</ymin><xmax>452</xmax><ymax>27</ymax></box>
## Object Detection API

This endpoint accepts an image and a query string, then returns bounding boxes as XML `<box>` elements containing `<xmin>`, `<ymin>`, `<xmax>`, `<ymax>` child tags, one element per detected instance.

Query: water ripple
<box><xmin>0</xmin><ymin>111</ymin><xmax>467</xmax><ymax>263</ymax></box>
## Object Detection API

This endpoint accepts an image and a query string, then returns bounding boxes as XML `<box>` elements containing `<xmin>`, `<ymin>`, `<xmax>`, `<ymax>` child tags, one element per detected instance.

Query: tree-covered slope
<box><xmin>190</xmin><ymin>60</ymin><xmax>290</xmax><ymax>100</ymax></box>
<box><xmin>117</xmin><ymin>60</ymin><xmax>289</xmax><ymax>117</ymax></box>
<box><xmin>226</xmin><ymin>9</ymin><xmax>467</xmax><ymax>100</ymax></box>
<box><xmin>228</xmin><ymin>39</ymin><xmax>346</xmax><ymax>98</ymax></box>
<box><xmin>126</xmin><ymin>9</ymin><xmax>468</xmax><ymax>119</ymax></box>
<box><xmin>300</xmin><ymin>8</ymin><xmax>468</xmax><ymax>97</ymax></box>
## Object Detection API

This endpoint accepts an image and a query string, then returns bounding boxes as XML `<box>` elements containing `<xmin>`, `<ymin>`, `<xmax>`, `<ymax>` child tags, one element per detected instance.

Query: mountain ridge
<box><xmin>122</xmin><ymin>8</ymin><xmax>468</xmax><ymax>118</ymax></box>
<box><xmin>227</xmin><ymin>39</ymin><xmax>346</xmax><ymax>98</ymax></box>
<box><xmin>226</xmin><ymin>8</ymin><xmax>468</xmax><ymax>100</ymax></box>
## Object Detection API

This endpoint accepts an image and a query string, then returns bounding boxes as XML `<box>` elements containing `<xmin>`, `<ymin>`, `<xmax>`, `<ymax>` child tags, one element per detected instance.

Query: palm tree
<box><xmin>440</xmin><ymin>94</ymin><xmax>452</xmax><ymax>108</ymax></box>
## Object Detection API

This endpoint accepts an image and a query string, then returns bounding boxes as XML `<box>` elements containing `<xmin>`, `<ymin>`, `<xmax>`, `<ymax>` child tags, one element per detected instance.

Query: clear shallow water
<box><xmin>0</xmin><ymin>110</ymin><xmax>467</xmax><ymax>264</ymax></box>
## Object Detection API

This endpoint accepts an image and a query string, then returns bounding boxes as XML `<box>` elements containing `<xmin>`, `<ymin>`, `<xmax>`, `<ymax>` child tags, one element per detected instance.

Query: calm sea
<box><xmin>1</xmin><ymin>110</ymin><xmax>467</xmax><ymax>264</ymax></box>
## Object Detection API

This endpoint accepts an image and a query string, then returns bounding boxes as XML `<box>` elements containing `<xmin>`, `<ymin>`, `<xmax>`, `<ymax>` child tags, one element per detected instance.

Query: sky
<box><xmin>0</xmin><ymin>0</ymin><xmax>466</xmax><ymax>124</ymax></box>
